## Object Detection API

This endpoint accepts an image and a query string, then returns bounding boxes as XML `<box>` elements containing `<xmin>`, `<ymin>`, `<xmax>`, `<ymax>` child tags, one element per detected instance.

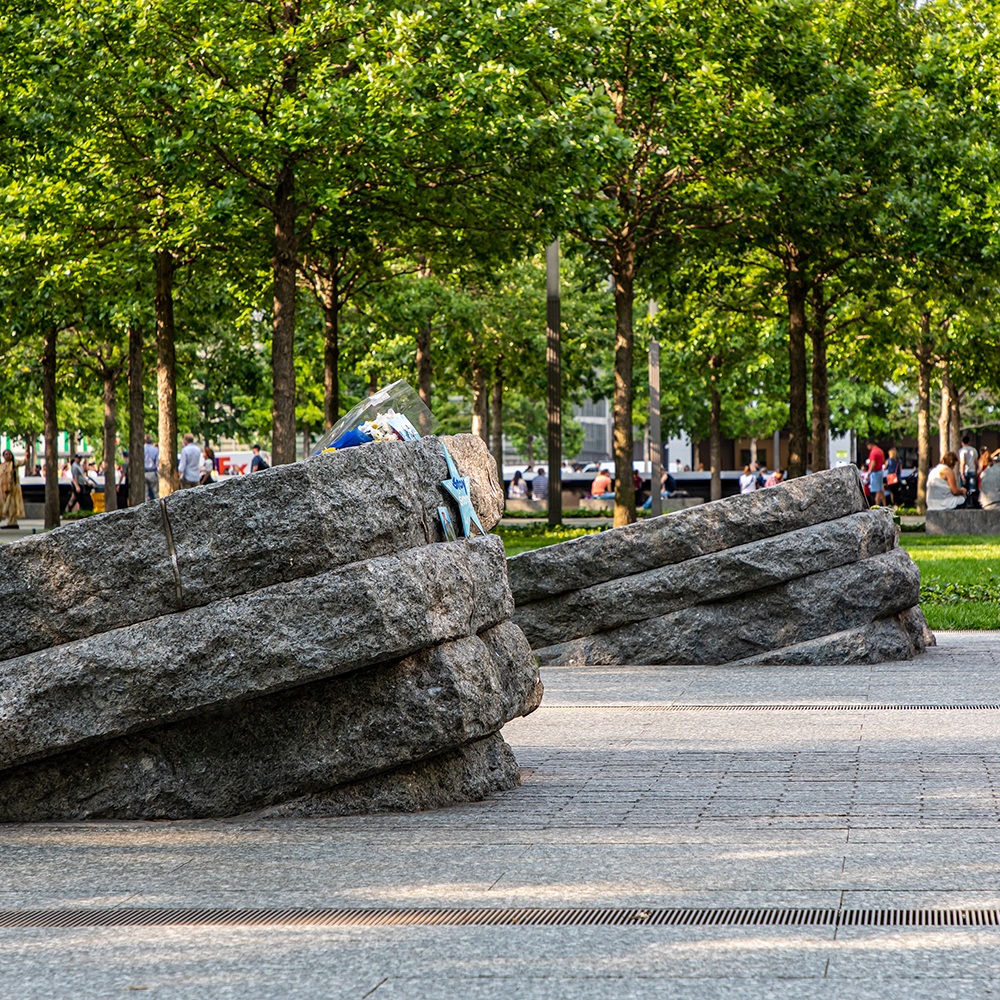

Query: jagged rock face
<box><xmin>510</xmin><ymin>466</ymin><xmax>934</xmax><ymax>666</ymax></box>
<box><xmin>0</xmin><ymin>435</ymin><xmax>536</xmax><ymax>821</ymax></box>
<box><xmin>0</xmin><ymin>623</ymin><xmax>541</xmax><ymax>822</ymax></box>
<box><xmin>0</xmin><ymin>434</ymin><xmax>503</xmax><ymax>663</ymax></box>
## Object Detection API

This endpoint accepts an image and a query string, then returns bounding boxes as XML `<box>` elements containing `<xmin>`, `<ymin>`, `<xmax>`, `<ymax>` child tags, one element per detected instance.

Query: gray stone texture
<box><xmin>507</xmin><ymin>464</ymin><xmax>868</xmax><ymax>605</ymax></box>
<box><xmin>531</xmin><ymin>547</ymin><xmax>921</xmax><ymax>666</ymax></box>
<box><xmin>0</xmin><ymin>434</ymin><xmax>500</xmax><ymax>662</ymax></box>
<box><xmin>247</xmin><ymin>732</ymin><xmax>521</xmax><ymax>819</ymax></box>
<box><xmin>0</xmin><ymin>535</ymin><xmax>511</xmax><ymax>772</ymax></box>
<box><xmin>726</xmin><ymin>613</ymin><xmax>924</xmax><ymax>666</ymax></box>
<box><xmin>980</xmin><ymin>463</ymin><xmax>1000</xmax><ymax>510</ymax></box>
<box><xmin>925</xmin><ymin>507</ymin><xmax>1000</xmax><ymax>535</ymax></box>
<box><xmin>514</xmin><ymin>508</ymin><xmax>898</xmax><ymax>648</ymax></box>
<box><xmin>0</xmin><ymin>622</ymin><xmax>541</xmax><ymax>821</ymax></box>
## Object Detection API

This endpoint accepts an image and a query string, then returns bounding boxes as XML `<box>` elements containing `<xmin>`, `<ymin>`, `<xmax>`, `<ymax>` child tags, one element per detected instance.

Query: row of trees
<box><xmin>2</xmin><ymin>0</ymin><xmax>999</xmax><ymax>526</ymax></box>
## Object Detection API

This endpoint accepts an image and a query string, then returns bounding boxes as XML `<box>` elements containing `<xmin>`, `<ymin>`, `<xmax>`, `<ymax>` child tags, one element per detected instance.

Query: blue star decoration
<box><xmin>439</xmin><ymin>444</ymin><xmax>485</xmax><ymax>538</ymax></box>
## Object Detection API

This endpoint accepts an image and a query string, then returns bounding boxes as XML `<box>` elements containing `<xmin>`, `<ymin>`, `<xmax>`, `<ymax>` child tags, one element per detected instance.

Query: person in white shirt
<box><xmin>959</xmin><ymin>435</ymin><xmax>979</xmax><ymax>494</ymax></box>
<box><xmin>739</xmin><ymin>465</ymin><xmax>758</xmax><ymax>494</ymax></box>
<box><xmin>178</xmin><ymin>434</ymin><xmax>202</xmax><ymax>489</ymax></box>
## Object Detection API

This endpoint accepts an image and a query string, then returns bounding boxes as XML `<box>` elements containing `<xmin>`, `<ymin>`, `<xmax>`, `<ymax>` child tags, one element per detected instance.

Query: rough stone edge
<box><xmin>725</xmin><ymin>611</ymin><xmax>927</xmax><ymax>666</ymax></box>
<box><xmin>530</xmin><ymin>548</ymin><xmax>921</xmax><ymax>667</ymax></box>
<box><xmin>0</xmin><ymin>535</ymin><xmax>512</xmax><ymax>774</ymax></box>
<box><xmin>512</xmin><ymin>508</ymin><xmax>898</xmax><ymax>649</ymax></box>
<box><xmin>241</xmin><ymin>732</ymin><xmax>520</xmax><ymax>819</ymax></box>
<box><xmin>508</xmin><ymin>465</ymin><xmax>868</xmax><ymax>605</ymax></box>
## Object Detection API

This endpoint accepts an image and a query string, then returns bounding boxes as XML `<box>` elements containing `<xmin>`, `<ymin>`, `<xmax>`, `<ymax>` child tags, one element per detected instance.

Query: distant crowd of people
<box><xmin>0</xmin><ymin>435</ymin><xmax>272</xmax><ymax>525</ymax></box>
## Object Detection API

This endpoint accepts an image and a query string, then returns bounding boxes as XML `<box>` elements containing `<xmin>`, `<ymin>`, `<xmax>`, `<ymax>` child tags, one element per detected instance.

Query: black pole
<box><xmin>546</xmin><ymin>239</ymin><xmax>562</xmax><ymax>526</ymax></box>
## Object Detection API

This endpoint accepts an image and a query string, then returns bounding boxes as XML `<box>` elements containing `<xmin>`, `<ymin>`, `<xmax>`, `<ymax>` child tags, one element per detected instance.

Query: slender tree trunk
<box><xmin>526</xmin><ymin>434</ymin><xmax>534</xmax><ymax>467</ymax></box>
<box><xmin>155</xmin><ymin>250</ymin><xmax>179</xmax><ymax>496</ymax></box>
<box><xmin>322</xmin><ymin>260</ymin><xmax>339</xmax><ymax>432</ymax></box>
<box><xmin>938</xmin><ymin>361</ymin><xmax>950</xmax><ymax>458</ymax></box>
<box><xmin>786</xmin><ymin>265</ymin><xmax>809</xmax><ymax>479</ymax></box>
<box><xmin>471</xmin><ymin>363</ymin><xmax>488</xmax><ymax>447</ymax></box>
<box><xmin>749</xmin><ymin>437</ymin><xmax>758</xmax><ymax>466</ymax></box>
<box><xmin>272</xmin><ymin>164</ymin><xmax>298</xmax><ymax>465</ymax></box>
<box><xmin>42</xmin><ymin>325</ymin><xmax>60</xmax><ymax>529</ymax></box>
<box><xmin>491</xmin><ymin>357</ymin><xmax>503</xmax><ymax>476</ymax></box>
<box><xmin>416</xmin><ymin>324</ymin><xmax>432</xmax><ymax>429</ymax></box>
<box><xmin>128</xmin><ymin>324</ymin><xmax>145</xmax><ymax>508</ymax></box>
<box><xmin>948</xmin><ymin>379</ymin><xmax>961</xmax><ymax>453</ymax></box>
<box><xmin>416</xmin><ymin>256</ymin><xmax>433</xmax><ymax>420</ymax></box>
<box><xmin>102</xmin><ymin>358</ymin><xmax>119</xmax><ymax>513</ymax></box>
<box><xmin>612</xmin><ymin>247</ymin><xmax>636</xmax><ymax>526</ymax></box>
<box><xmin>915</xmin><ymin>327</ymin><xmax>933</xmax><ymax>514</ymax></box>
<box><xmin>709</xmin><ymin>380</ymin><xmax>722</xmax><ymax>502</ymax></box>
<box><xmin>810</xmin><ymin>299</ymin><xmax>829</xmax><ymax>472</ymax></box>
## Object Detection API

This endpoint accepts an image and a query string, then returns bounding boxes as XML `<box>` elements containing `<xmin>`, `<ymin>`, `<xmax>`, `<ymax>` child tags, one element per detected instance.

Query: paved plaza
<box><xmin>1</xmin><ymin>631</ymin><xmax>1000</xmax><ymax>997</ymax></box>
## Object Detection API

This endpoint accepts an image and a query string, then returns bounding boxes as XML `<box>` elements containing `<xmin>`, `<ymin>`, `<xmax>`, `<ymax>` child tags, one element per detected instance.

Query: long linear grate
<box><xmin>2</xmin><ymin>906</ymin><xmax>999</xmax><ymax>930</ymax></box>
<box><xmin>540</xmin><ymin>704</ymin><xmax>1000</xmax><ymax>712</ymax></box>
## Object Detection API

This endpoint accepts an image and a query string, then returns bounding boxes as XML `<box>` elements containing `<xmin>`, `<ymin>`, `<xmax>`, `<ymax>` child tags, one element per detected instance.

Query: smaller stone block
<box><xmin>925</xmin><ymin>508</ymin><xmax>1000</xmax><ymax>535</ymax></box>
<box><xmin>246</xmin><ymin>733</ymin><xmax>520</xmax><ymax>819</ymax></box>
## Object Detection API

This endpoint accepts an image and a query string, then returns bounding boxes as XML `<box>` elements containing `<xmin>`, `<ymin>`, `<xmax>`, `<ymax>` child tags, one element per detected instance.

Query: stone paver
<box><xmin>2</xmin><ymin>632</ymin><xmax>1000</xmax><ymax>997</ymax></box>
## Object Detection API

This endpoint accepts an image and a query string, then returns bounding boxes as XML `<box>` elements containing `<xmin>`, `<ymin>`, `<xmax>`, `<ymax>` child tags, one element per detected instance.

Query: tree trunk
<box><xmin>526</xmin><ymin>433</ymin><xmax>534</xmax><ymax>467</ymax></box>
<box><xmin>416</xmin><ymin>324</ymin><xmax>432</xmax><ymax>431</ymax></box>
<box><xmin>416</xmin><ymin>256</ymin><xmax>433</xmax><ymax>422</ymax></box>
<box><xmin>948</xmin><ymin>378</ymin><xmax>961</xmax><ymax>453</ymax></box>
<box><xmin>155</xmin><ymin>249</ymin><xmax>179</xmax><ymax>497</ymax></box>
<box><xmin>102</xmin><ymin>357</ymin><xmax>119</xmax><ymax>513</ymax></box>
<box><xmin>810</xmin><ymin>303</ymin><xmax>829</xmax><ymax>472</ymax></box>
<box><xmin>491</xmin><ymin>357</ymin><xmax>503</xmax><ymax>476</ymax></box>
<box><xmin>128</xmin><ymin>323</ymin><xmax>145</xmax><ymax>508</ymax></box>
<box><xmin>42</xmin><ymin>325</ymin><xmax>60</xmax><ymax>530</ymax></box>
<box><xmin>709</xmin><ymin>381</ymin><xmax>722</xmax><ymax>502</ymax></box>
<box><xmin>612</xmin><ymin>247</ymin><xmax>636</xmax><ymax>526</ymax></box>
<box><xmin>749</xmin><ymin>437</ymin><xmax>758</xmax><ymax>466</ymax></box>
<box><xmin>322</xmin><ymin>260</ymin><xmax>339</xmax><ymax>432</ymax></box>
<box><xmin>471</xmin><ymin>363</ymin><xmax>488</xmax><ymax>447</ymax></box>
<box><xmin>785</xmin><ymin>266</ymin><xmax>809</xmax><ymax>479</ymax></box>
<box><xmin>938</xmin><ymin>361</ymin><xmax>950</xmax><ymax>458</ymax></box>
<box><xmin>915</xmin><ymin>326</ymin><xmax>933</xmax><ymax>514</ymax></box>
<box><xmin>272</xmin><ymin>164</ymin><xmax>298</xmax><ymax>465</ymax></box>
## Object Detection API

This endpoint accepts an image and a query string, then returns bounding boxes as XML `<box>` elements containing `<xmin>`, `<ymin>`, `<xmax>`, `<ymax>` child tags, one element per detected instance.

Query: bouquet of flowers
<box><xmin>311</xmin><ymin>380</ymin><xmax>436</xmax><ymax>454</ymax></box>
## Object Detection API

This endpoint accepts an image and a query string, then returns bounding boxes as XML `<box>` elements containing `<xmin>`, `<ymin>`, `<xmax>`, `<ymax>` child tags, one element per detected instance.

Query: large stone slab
<box><xmin>0</xmin><ymin>622</ymin><xmax>541</xmax><ymax>821</ymax></box>
<box><xmin>247</xmin><ymin>732</ymin><xmax>521</xmax><ymax>819</ymax></box>
<box><xmin>508</xmin><ymin>465</ymin><xmax>868</xmax><ymax>605</ymax></box>
<box><xmin>925</xmin><ymin>508</ymin><xmax>1000</xmax><ymax>535</ymax></box>
<box><xmin>0</xmin><ymin>434</ymin><xmax>501</xmax><ymax>662</ymax></box>
<box><xmin>531</xmin><ymin>548</ymin><xmax>920</xmax><ymax>666</ymax></box>
<box><xmin>980</xmin><ymin>464</ymin><xmax>1000</xmax><ymax>510</ymax></box>
<box><xmin>514</xmin><ymin>509</ymin><xmax>898</xmax><ymax>649</ymax></box>
<box><xmin>0</xmin><ymin>536</ymin><xmax>511</xmax><ymax>772</ymax></box>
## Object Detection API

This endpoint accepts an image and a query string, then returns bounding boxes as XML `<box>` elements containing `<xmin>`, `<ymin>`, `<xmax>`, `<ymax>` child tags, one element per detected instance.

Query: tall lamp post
<box><xmin>546</xmin><ymin>239</ymin><xmax>562</xmax><ymax>526</ymax></box>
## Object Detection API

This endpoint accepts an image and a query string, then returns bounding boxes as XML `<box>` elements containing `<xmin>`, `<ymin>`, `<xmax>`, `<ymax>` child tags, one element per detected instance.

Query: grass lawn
<box><xmin>497</xmin><ymin>524</ymin><xmax>1000</xmax><ymax>631</ymax></box>
<box><xmin>494</xmin><ymin>523</ymin><xmax>607</xmax><ymax>558</ymax></box>
<box><xmin>899</xmin><ymin>534</ymin><xmax>1000</xmax><ymax>630</ymax></box>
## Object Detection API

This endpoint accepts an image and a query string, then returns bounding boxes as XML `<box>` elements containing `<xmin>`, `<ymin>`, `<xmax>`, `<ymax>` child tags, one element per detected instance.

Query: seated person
<box><xmin>508</xmin><ymin>470</ymin><xmax>528</xmax><ymax>499</ymax></box>
<box><xmin>926</xmin><ymin>451</ymin><xmax>971</xmax><ymax>510</ymax></box>
<box><xmin>591</xmin><ymin>469</ymin><xmax>612</xmax><ymax>496</ymax></box>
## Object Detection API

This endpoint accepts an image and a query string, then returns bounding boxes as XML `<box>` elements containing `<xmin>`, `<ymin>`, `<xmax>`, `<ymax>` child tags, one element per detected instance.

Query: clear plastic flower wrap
<box><xmin>311</xmin><ymin>380</ymin><xmax>438</xmax><ymax>454</ymax></box>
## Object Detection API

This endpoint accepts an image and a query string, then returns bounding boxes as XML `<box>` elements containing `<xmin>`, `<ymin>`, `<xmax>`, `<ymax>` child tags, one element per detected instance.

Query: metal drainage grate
<box><xmin>541</xmin><ymin>704</ymin><xmax>1000</xmax><ymax>712</ymax></box>
<box><xmin>1</xmin><ymin>906</ymin><xmax>998</xmax><ymax>930</ymax></box>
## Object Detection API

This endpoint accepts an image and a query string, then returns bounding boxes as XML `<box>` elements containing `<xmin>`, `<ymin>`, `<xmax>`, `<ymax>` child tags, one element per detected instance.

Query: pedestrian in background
<box><xmin>250</xmin><ymin>444</ymin><xmax>269</xmax><ymax>473</ymax></box>
<box><xmin>884</xmin><ymin>448</ymin><xmax>900</xmax><ymax>507</ymax></box>
<box><xmin>866</xmin><ymin>439</ymin><xmax>886</xmax><ymax>507</ymax></box>
<box><xmin>0</xmin><ymin>449</ymin><xmax>26</xmax><ymax>528</ymax></box>
<box><xmin>959</xmin><ymin>435</ymin><xmax>979</xmax><ymax>494</ymax></box>
<box><xmin>199</xmin><ymin>445</ymin><xmax>216</xmax><ymax>485</ymax></box>
<box><xmin>143</xmin><ymin>434</ymin><xmax>159</xmax><ymax>500</ymax></box>
<box><xmin>178</xmin><ymin>434</ymin><xmax>201</xmax><ymax>489</ymax></box>
<box><xmin>531</xmin><ymin>467</ymin><xmax>549</xmax><ymax>502</ymax></box>
<box><xmin>739</xmin><ymin>465</ymin><xmax>757</xmax><ymax>494</ymax></box>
